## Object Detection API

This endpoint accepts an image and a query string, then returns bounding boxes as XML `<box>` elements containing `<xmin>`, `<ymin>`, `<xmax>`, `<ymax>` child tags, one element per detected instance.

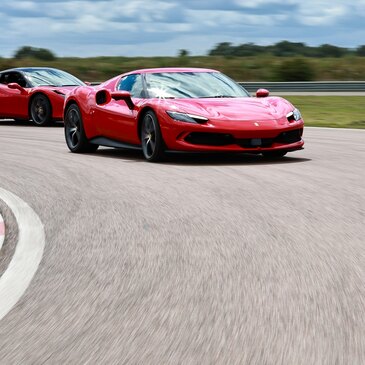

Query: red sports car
<box><xmin>63</xmin><ymin>67</ymin><xmax>304</xmax><ymax>161</ymax></box>
<box><xmin>0</xmin><ymin>67</ymin><xmax>84</xmax><ymax>126</ymax></box>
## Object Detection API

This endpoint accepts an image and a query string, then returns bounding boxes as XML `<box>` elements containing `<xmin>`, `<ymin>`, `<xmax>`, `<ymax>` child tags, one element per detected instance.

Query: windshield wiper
<box><xmin>200</xmin><ymin>95</ymin><xmax>236</xmax><ymax>98</ymax></box>
<box><xmin>61</xmin><ymin>84</ymin><xmax>80</xmax><ymax>86</ymax></box>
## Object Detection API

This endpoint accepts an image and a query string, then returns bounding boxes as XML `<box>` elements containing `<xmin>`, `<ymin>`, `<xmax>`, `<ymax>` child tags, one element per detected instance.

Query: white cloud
<box><xmin>297</xmin><ymin>1</ymin><xmax>348</xmax><ymax>26</ymax></box>
<box><xmin>8</xmin><ymin>1</ymin><xmax>37</xmax><ymax>11</ymax></box>
<box><xmin>186</xmin><ymin>9</ymin><xmax>278</xmax><ymax>27</ymax></box>
<box><xmin>0</xmin><ymin>0</ymin><xmax>363</xmax><ymax>58</ymax></box>
<box><xmin>234</xmin><ymin>0</ymin><xmax>297</xmax><ymax>8</ymax></box>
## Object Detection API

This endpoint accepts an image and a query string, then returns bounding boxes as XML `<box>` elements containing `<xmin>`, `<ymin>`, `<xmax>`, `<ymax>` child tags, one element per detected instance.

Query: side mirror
<box><xmin>8</xmin><ymin>83</ymin><xmax>27</xmax><ymax>94</ymax></box>
<box><xmin>256</xmin><ymin>88</ymin><xmax>269</xmax><ymax>98</ymax></box>
<box><xmin>111</xmin><ymin>91</ymin><xmax>135</xmax><ymax>110</ymax></box>
<box><xmin>84</xmin><ymin>81</ymin><xmax>91</xmax><ymax>86</ymax></box>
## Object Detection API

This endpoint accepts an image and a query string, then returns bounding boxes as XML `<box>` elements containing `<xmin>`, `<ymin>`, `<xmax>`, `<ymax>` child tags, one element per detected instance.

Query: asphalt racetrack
<box><xmin>0</xmin><ymin>121</ymin><xmax>364</xmax><ymax>364</ymax></box>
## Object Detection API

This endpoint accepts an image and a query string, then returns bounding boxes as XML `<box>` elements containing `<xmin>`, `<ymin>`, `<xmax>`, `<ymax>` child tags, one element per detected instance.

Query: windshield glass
<box><xmin>24</xmin><ymin>68</ymin><xmax>84</xmax><ymax>87</ymax></box>
<box><xmin>145</xmin><ymin>72</ymin><xmax>250</xmax><ymax>99</ymax></box>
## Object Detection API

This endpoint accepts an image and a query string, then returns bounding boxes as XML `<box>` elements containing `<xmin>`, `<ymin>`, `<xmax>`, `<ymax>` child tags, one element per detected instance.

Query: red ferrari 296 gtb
<box><xmin>63</xmin><ymin>68</ymin><xmax>304</xmax><ymax>161</ymax></box>
<box><xmin>0</xmin><ymin>67</ymin><xmax>85</xmax><ymax>126</ymax></box>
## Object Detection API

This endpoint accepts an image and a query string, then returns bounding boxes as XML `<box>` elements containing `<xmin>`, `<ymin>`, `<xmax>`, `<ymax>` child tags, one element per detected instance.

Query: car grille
<box><xmin>185</xmin><ymin>133</ymin><xmax>235</xmax><ymax>146</ymax></box>
<box><xmin>185</xmin><ymin>128</ymin><xmax>303</xmax><ymax>148</ymax></box>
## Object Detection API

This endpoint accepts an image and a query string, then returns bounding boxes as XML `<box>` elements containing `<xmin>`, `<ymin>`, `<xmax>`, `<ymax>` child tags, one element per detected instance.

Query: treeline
<box><xmin>209</xmin><ymin>41</ymin><xmax>365</xmax><ymax>58</ymax></box>
<box><xmin>2</xmin><ymin>44</ymin><xmax>365</xmax><ymax>81</ymax></box>
<box><xmin>8</xmin><ymin>42</ymin><xmax>365</xmax><ymax>62</ymax></box>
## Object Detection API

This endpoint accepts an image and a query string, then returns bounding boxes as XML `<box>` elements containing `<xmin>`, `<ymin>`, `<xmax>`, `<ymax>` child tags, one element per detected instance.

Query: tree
<box><xmin>178</xmin><ymin>49</ymin><xmax>189</xmax><ymax>57</ymax></box>
<box><xmin>270</xmin><ymin>41</ymin><xmax>308</xmax><ymax>57</ymax></box>
<box><xmin>317</xmin><ymin>44</ymin><xmax>345</xmax><ymax>58</ymax></box>
<box><xmin>209</xmin><ymin>42</ymin><xmax>234</xmax><ymax>56</ymax></box>
<box><xmin>14</xmin><ymin>46</ymin><xmax>56</xmax><ymax>61</ymax></box>
<box><xmin>235</xmin><ymin>43</ymin><xmax>265</xmax><ymax>56</ymax></box>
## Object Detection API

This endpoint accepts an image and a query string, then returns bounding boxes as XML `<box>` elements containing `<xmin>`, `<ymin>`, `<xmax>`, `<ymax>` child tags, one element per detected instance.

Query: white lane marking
<box><xmin>0</xmin><ymin>187</ymin><xmax>45</xmax><ymax>321</ymax></box>
<box><xmin>0</xmin><ymin>214</ymin><xmax>4</xmax><ymax>251</ymax></box>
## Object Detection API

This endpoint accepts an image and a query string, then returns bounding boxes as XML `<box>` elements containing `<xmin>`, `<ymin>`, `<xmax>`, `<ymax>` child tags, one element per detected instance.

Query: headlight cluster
<box><xmin>166</xmin><ymin>111</ymin><xmax>208</xmax><ymax>124</ymax></box>
<box><xmin>286</xmin><ymin>108</ymin><xmax>302</xmax><ymax>122</ymax></box>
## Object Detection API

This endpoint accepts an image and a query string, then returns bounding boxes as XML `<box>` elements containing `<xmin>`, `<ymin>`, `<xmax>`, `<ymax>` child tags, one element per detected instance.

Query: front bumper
<box><xmin>161</xmin><ymin>117</ymin><xmax>304</xmax><ymax>152</ymax></box>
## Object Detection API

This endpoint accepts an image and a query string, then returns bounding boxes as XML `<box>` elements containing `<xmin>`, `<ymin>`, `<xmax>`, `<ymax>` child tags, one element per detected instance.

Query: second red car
<box><xmin>0</xmin><ymin>67</ymin><xmax>84</xmax><ymax>126</ymax></box>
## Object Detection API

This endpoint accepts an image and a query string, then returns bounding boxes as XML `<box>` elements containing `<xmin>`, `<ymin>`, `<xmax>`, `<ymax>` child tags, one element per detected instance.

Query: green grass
<box><xmin>285</xmin><ymin>96</ymin><xmax>365</xmax><ymax>129</ymax></box>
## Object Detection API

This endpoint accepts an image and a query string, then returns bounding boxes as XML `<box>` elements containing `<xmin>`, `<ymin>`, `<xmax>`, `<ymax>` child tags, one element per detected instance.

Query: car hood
<box><xmin>159</xmin><ymin>96</ymin><xmax>293</xmax><ymax>121</ymax></box>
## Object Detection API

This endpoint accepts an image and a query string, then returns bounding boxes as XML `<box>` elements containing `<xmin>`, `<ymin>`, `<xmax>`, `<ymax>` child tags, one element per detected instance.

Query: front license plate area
<box><xmin>251</xmin><ymin>138</ymin><xmax>262</xmax><ymax>146</ymax></box>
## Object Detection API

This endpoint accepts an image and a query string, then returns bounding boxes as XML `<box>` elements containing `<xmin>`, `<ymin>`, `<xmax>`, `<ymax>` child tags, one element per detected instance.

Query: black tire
<box><xmin>30</xmin><ymin>94</ymin><xmax>52</xmax><ymax>126</ymax></box>
<box><xmin>141</xmin><ymin>111</ymin><xmax>165</xmax><ymax>162</ymax></box>
<box><xmin>262</xmin><ymin>150</ymin><xmax>287</xmax><ymax>159</ymax></box>
<box><xmin>64</xmin><ymin>104</ymin><xmax>99</xmax><ymax>153</ymax></box>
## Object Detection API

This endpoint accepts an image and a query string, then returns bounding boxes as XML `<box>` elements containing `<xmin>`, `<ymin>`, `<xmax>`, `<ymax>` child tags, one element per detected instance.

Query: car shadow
<box><xmin>93</xmin><ymin>148</ymin><xmax>311</xmax><ymax>166</ymax></box>
<box><xmin>0</xmin><ymin>119</ymin><xmax>63</xmax><ymax>127</ymax></box>
<box><xmin>1</xmin><ymin>119</ymin><xmax>310</xmax><ymax>166</ymax></box>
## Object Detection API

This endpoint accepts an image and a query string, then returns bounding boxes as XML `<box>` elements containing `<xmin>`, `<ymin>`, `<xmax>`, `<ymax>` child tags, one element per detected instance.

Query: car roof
<box><xmin>125</xmin><ymin>67</ymin><xmax>219</xmax><ymax>75</ymax></box>
<box><xmin>0</xmin><ymin>67</ymin><xmax>60</xmax><ymax>74</ymax></box>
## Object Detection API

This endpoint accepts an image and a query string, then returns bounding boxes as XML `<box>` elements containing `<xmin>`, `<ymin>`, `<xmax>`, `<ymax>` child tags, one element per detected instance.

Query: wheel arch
<box><xmin>63</xmin><ymin>98</ymin><xmax>80</xmax><ymax>120</ymax></box>
<box><xmin>137</xmin><ymin>106</ymin><xmax>156</xmax><ymax>142</ymax></box>
<box><xmin>64</xmin><ymin>98</ymin><xmax>96</xmax><ymax>139</ymax></box>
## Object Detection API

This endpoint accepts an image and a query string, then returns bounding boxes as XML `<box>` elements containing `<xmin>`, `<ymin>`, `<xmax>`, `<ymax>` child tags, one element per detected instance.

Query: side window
<box><xmin>117</xmin><ymin>74</ymin><xmax>144</xmax><ymax>98</ymax></box>
<box><xmin>0</xmin><ymin>73</ymin><xmax>10</xmax><ymax>85</ymax></box>
<box><xmin>0</xmin><ymin>72</ymin><xmax>27</xmax><ymax>87</ymax></box>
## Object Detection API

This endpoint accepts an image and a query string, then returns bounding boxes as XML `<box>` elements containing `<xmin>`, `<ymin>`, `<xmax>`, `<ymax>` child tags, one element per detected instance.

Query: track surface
<box><xmin>0</xmin><ymin>121</ymin><xmax>364</xmax><ymax>364</ymax></box>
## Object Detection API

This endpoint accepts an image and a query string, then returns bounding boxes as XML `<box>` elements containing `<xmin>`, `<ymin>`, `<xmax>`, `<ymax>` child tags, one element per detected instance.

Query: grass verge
<box><xmin>285</xmin><ymin>96</ymin><xmax>365</xmax><ymax>129</ymax></box>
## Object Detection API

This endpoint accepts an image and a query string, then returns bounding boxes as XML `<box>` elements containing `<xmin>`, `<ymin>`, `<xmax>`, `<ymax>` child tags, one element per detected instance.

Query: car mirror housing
<box><xmin>95</xmin><ymin>89</ymin><xmax>135</xmax><ymax>110</ymax></box>
<box><xmin>8</xmin><ymin>82</ymin><xmax>27</xmax><ymax>94</ymax></box>
<box><xmin>256</xmin><ymin>88</ymin><xmax>270</xmax><ymax>98</ymax></box>
<box><xmin>111</xmin><ymin>91</ymin><xmax>135</xmax><ymax>110</ymax></box>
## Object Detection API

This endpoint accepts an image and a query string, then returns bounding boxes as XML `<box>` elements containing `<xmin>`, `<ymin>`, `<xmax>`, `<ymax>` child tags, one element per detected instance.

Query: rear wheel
<box><xmin>64</xmin><ymin>104</ymin><xmax>98</xmax><ymax>153</ymax></box>
<box><xmin>262</xmin><ymin>150</ymin><xmax>287</xmax><ymax>158</ymax></box>
<box><xmin>141</xmin><ymin>111</ymin><xmax>165</xmax><ymax>162</ymax></box>
<box><xmin>30</xmin><ymin>94</ymin><xmax>52</xmax><ymax>126</ymax></box>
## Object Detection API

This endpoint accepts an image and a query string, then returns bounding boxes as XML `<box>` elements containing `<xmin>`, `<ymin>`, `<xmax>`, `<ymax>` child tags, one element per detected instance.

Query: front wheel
<box><xmin>262</xmin><ymin>150</ymin><xmax>287</xmax><ymax>159</ymax></box>
<box><xmin>30</xmin><ymin>94</ymin><xmax>52</xmax><ymax>126</ymax></box>
<box><xmin>141</xmin><ymin>111</ymin><xmax>165</xmax><ymax>162</ymax></box>
<box><xmin>64</xmin><ymin>104</ymin><xmax>98</xmax><ymax>153</ymax></box>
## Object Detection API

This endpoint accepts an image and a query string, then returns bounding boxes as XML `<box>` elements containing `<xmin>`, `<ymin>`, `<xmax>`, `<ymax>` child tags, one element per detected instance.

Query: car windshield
<box><xmin>23</xmin><ymin>68</ymin><xmax>84</xmax><ymax>87</ymax></box>
<box><xmin>145</xmin><ymin>71</ymin><xmax>250</xmax><ymax>99</ymax></box>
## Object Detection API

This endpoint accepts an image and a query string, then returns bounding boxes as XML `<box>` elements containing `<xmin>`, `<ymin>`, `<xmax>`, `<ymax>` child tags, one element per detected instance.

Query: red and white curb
<box><xmin>0</xmin><ymin>188</ymin><xmax>45</xmax><ymax>321</ymax></box>
<box><xmin>0</xmin><ymin>213</ymin><xmax>4</xmax><ymax>250</ymax></box>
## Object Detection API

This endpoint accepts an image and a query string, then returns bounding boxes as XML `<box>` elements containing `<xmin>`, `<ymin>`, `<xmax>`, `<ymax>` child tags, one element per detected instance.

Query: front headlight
<box><xmin>286</xmin><ymin>108</ymin><xmax>302</xmax><ymax>122</ymax></box>
<box><xmin>166</xmin><ymin>111</ymin><xmax>208</xmax><ymax>124</ymax></box>
<box><xmin>293</xmin><ymin>108</ymin><xmax>302</xmax><ymax>121</ymax></box>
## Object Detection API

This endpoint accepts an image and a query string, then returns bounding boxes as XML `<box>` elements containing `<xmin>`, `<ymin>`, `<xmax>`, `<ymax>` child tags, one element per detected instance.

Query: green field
<box><xmin>285</xmin><ymin>96</ymin><xmax>365</xmax><ymax>129</ymax></box>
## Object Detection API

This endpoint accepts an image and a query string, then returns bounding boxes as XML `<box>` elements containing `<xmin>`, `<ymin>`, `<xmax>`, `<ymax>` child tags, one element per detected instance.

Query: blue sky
<box><xmin>0</xmin><ymin>0</ymin><xmax>364</xmax><ymax>58</ymax></box>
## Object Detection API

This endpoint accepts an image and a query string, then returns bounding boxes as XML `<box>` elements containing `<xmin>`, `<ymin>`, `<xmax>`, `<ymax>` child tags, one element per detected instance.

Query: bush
<box><xmin>14</xmin><ymin>46</ymin><xmax>56</xmax><ymax>61</ymax></box>
<box><xmin>275</xmin><ymin>58</ymin><xmax>315</xmax><ymax>81</ymax></box>
<box><xmin>356</xmin><ymin>45</ymin><xmax>365</xmax><ymax>57</ymax></box>
<box><xmin>317</xmin><ymin>44</ymin><xmax>346</xmax><ymax>58</ymax></box>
